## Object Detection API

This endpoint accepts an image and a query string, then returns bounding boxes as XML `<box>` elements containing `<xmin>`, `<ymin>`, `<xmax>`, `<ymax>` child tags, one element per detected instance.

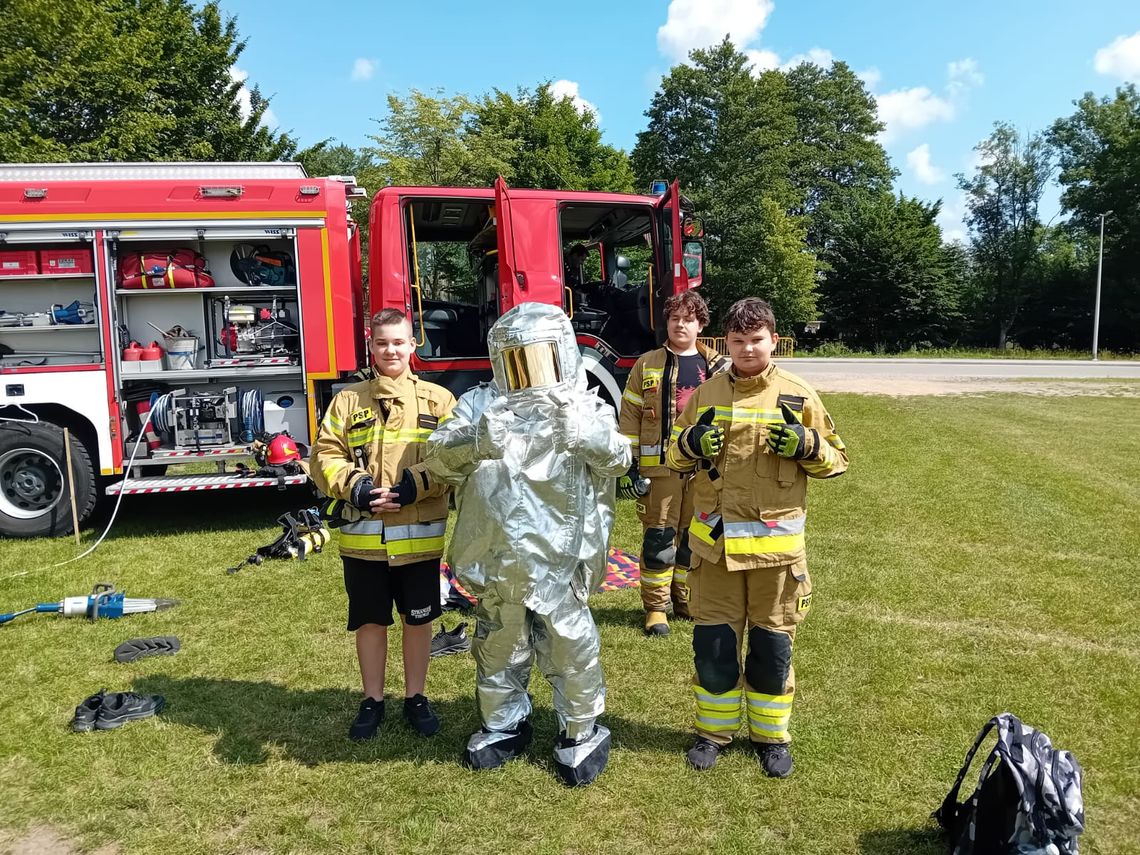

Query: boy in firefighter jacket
<box><xmin>666</xmin><ymin>297</ymin><xmax>848</xmax><ymax>777</ymax></box>
<box><xmin>617</xmin><ymin>290</ymin><xmax>729</xmax><ymax>636</ymax></box>
<box><xmin>311</xmin><ymin>308</ymin><xmax>456</xmax><ymax>742</ymax></box>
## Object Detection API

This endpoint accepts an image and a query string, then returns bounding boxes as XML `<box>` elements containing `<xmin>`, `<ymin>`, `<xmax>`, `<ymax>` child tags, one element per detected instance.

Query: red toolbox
<box><xmin>0</xmin><ymin>250</ymin><xmax>39</xmax><ymax>276</ymax></box>
<box><xmin>39</xmin><ymin>247</ymin><xmax>94</xmax><ymax>275</ymax></box>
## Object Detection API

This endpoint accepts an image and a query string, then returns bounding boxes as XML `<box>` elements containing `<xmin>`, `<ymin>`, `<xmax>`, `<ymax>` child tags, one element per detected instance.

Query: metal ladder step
<box><xmin>106</xmin><ymin>472</ymin><xmax>308</xmax><ymax>496</ymax></box>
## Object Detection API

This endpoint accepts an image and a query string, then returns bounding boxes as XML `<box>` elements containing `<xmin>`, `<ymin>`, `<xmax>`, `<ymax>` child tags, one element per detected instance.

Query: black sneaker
<box><xmin>72</xmin><ymin>689</ymin><xmax>106</xmax><ymax>732</ymax></box>
<box><xmin>94</xmin><ymin>692</ymin><xmax>166</xmax><ymax>730</ymax></box>
<box><xmin>686</xmin><ymin>737</ymin><xmax>722</xmax><ymax>771</ymax></box>
<box><xmin>430</xmin><ymin>622</ymin><xmax>470</xmax><ymax>657</ymax></box>
<box><xmin>348</xmin><ymin>697</ymin><xmax>384</xmax><ymax>741</ymax></box>
<box><xmin>755</xmin><ymin>742</ymin><xmax>794</xmax><ymax>778</ymax></box>
<box><xmin>403</xmin><ymin>694</ymin><xmax>441</xmax><ymax>737</ymax></box>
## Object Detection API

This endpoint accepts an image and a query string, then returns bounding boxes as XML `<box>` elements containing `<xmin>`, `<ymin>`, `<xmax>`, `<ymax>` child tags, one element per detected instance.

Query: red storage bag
<box><xmin>119</xmin><ymin>249</ymin><xmax>214</xmax><ymax>289</ymax></box>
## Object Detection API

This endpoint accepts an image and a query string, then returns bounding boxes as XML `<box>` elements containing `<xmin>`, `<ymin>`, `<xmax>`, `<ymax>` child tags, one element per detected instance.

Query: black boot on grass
<box><xmin>403</xmin><ymin>694</ymin><xmax>441</xmax><ymax>737</ymax></box>
<box><xmin>349</xmin><ymin>697</ymin><xmax>384</xmax><ymax>741</ymax></box>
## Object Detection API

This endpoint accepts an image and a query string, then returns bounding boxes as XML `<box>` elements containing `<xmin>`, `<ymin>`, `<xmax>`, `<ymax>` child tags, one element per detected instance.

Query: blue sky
<box><xmin>227</xmin><ymin>0</ymin><xmax>1140</xmax><ymax>239</ymax></box>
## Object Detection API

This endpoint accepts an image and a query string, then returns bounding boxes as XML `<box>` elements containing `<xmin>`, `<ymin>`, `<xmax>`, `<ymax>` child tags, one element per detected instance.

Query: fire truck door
<box><xmin>493</xmin><ymin>176</ymin><xmax>525</xmax><ymax>314</ymax></box>
<box><xmin>652</xmin><ymin>179</ymin><xmax>687</xmax><ymax>342</ymax></box>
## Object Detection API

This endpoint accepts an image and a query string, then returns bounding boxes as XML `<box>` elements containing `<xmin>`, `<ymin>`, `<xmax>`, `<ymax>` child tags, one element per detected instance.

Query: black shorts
<box><xmin>343</xmin><ymin>556</ymin><xmax>442</xmax><ymax>630</ymax></box>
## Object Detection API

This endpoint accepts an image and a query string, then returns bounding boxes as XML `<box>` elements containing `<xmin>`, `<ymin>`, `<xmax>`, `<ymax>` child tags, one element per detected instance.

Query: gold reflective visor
<box><xmin>502</xmin><ymin>342</ymin><xmax>562</xmax><ymax>390</ymax></box>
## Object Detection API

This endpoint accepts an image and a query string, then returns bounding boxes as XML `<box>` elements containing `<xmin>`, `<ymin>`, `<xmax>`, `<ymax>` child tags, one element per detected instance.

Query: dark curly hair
<box><xmin>724</xmin><ymin>298</ymin><xmax>777</xmax><ymax>336</ymax></box>
<box><xmin>663</xmin><ymin>289</ymin><xmax>710</xmax><ymax>327</ymax></box>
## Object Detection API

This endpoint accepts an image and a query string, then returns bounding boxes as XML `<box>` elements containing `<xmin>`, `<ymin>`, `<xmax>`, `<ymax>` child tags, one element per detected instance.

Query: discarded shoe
<box><xmin>349</xmin><ymin>697</ymin><xmax>384</xmax><ymax>741</ymax></box>
<box><xmin>755</xmin><ymin>742</ymin><xmax>794</xmax><ymax>778</ymax></box>
<box><xmin>114</xmin><ymin>636</ymin><xmax>181</xmax><ymax>664</ymax></box>
<box><xmin>464</xmin><ymin>720</ymin><xmax>533</xmax><ymax>770</ymax></box>
<box><xmin>644</xmin><ymin>611</ymin><xmax>669</xmax><ymax>637</ymax></box>
<box><xmin>94</xmin><ymin>692</ymin><xmax>166</xmax><ymax>730</ymax></box>
<box><xmin>72</xmin><ymin>689</ymin><xmax>106</xmax><ymax>732</ymax></box>
<box><xmin>686</xmin><ymin>736</ymin><xmax>722</xmax><ymax>771</ymax></box>
<box><xmin>403</xmin><ymin>694</ymin><xmax>441</xmax><ymax>737</ymax></box>
<box><xmin>430</xmin><ymin>622</ymin><xmax>470</xmax><ymax>657</ymax></box>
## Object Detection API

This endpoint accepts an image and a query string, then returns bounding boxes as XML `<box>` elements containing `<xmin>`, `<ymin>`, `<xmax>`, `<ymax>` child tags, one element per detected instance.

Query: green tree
<box><xmin>0</xmin><ymin>0</ymin><xmax>294</xmax><ymax>162</ymax></box>
<box><xmin>471</xmin><ymin>84</ymin><xmax>634</xmax><ymax>191</ymax></box>
<box><xmin>633</xmin><ymin>40</ymin><xmax>816</xmax><ymax>326</ymax></box>
<box><xmin>957</xmin><ymin>122</ymin><xmax>1053</xmax><ymax>347</ymax></box>
<box><xmin>783</xmin><ymin>61</ymin><xmax>895</xmax><ymax>250</ymax></box>
<box><xmin>1049</xmin><ymin>84</ymin><xmax>1140</xmax><ymax>352</ymax></box>
<box><xmin>707</xmin><ymin>198</ymin><xmax>818</xmax><ymax>332</ymax></box>
<box><xmin>365</xmin><ymin>90</ymin><xmax>514</xmax><ymax>187</ymax></box>
<box><xmin>823</xmin><ymin>193</ymin><xmax>962</xmax><ymax>349</ymax></box>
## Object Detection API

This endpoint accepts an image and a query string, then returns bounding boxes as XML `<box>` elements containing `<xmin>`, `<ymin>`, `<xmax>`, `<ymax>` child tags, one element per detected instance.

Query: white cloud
<box><xmin>906</xmin><ymin>143</ymin><xmax>945</xmax><ymax>185</ymax></box>
<box><xmin>877</xmin><ymin>87</ymin><xmax>955</xmax><ymax>141</ymax></box>
<box><xmin>781</xmin><ymin>47</ymin><xmax>834</xmax><ymax>70</ymax></box>
<box><xmin>658</xmin><ymin>0</ymin><xmax>774</xmax><ymax>63</ymax></box>
<box><xmin>550</xmin><ymin>79</ymin><xmax>600</xmax><ymax>123</ymax></box>
<box><xmin>947</xmin><ymin>57</ymin><xmax>984</xmax><ymax>98</ymax></box>
<box><xmin>876</xmin><ymin>58</ymin><xmax>982</xmax><ymax>142</ymax></box>
<box><xmin>1094</xmin><ymin>31</ymin><xmax>1140</xmax><ymax>81</ymax></box>
<box><xmin>858</xmin><ymin>67</ymin><xmax>882</xmax><ymax>90</ymax></box>
<box><xmin>350</xmin><ymin>58</ymin><xmax>378</xmax><ymax>82</ymax></box>
<box><xmin>229</xmin><ymin>66</ymin><xmax>277</xmax><ymax>128</ymax></box>
<box><xmin>745</xmin><ymin>48</ymin><xmax>780</xmax><ymax>74</ymax></box>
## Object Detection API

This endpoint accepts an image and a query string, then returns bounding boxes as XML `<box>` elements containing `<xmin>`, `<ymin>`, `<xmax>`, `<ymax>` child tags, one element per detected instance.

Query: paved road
<box><xmin>770</xmin><ymin>358</ymin><xmax>1140</xmax><ymax>395</ymax></box>
<box><xmin>780</xmin><ymin>358</ymin><xmax>1140</xmax><ymax>380</ymax></box>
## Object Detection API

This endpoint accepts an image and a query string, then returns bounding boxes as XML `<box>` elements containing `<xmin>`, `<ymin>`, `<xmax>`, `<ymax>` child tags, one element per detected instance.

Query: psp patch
<box><xmin>349</xmin><ymin>407</ymin><xmax>374</xmax><ymax>427</ymax></box>
<box><xmin>797</xmin><ymin>593</ymin><xmax>812</xmax><ymax>613</ymax></box>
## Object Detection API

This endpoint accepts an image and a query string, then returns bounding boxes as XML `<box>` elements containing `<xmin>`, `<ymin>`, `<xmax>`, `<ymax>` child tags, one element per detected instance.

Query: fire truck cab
<box><xmin>369</xmin><ymin>177</ymin><xmax>704</xmax><ymax>407</ymax></box>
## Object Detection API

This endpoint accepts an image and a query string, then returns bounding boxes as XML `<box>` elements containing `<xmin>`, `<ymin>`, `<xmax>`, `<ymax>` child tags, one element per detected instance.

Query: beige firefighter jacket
<box><xmin>310</xmin><ymin>371</ymin><xmax>456</xmax><ymax>564</ymax></box>
<box><xmin>665</xmin><ymin>363</ymin><xmax>847</xmax><ymax>572</ymax></box>
<box><xmin>619</xmin><ymin>342</ymin><xmax>730</xmax><ymax>476</ymax></box>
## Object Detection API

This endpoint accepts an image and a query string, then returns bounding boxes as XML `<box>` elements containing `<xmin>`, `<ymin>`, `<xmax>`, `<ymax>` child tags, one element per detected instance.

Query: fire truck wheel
<box><xmin>0</xmin><ymin>421</ymin><xmax>97</xmax><ymax>538</ymax></box>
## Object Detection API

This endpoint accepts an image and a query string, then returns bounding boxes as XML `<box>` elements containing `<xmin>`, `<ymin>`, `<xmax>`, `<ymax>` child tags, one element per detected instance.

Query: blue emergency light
<box><xmin>649</xmin><ymin>180</ymin><xmax>668</xmax><ymax>195</ymax></box>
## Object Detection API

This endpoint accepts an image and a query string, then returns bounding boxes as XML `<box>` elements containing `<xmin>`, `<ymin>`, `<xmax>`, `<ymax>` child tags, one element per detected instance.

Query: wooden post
<box><xmin>63</xmin><ymin>427</ymin><xmax>80</xmax><ymax>545</ymax></box>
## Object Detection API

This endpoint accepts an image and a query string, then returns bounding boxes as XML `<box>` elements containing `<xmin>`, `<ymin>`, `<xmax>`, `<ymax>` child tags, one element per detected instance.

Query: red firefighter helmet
<box><xmin>265</xmin><ymin>433</ymin><xmax>302</xmax><ymax>465</ymax></box>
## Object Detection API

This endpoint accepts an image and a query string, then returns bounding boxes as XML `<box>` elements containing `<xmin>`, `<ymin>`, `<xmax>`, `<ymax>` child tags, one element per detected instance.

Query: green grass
<box><xmin>2</xmin><ymin>394</ymin><xmax>1138</xmax><ymax>854</ymax></box>
<box><xmin>795</xmin><ymin>343</ymin><xmax>1138</xmax><ymax>360</ymax></box>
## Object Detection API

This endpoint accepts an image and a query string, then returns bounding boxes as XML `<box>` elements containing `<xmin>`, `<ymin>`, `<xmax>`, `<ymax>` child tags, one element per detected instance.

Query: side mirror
<box><xmin>615</xmin><ymin>255</ymin><xmax>630</xmax><ymax>271</ymax></box>
<box><xmin>683</xmin><ymin>240</ymin><xmax>703</xmax><ymax>288</ymax></box>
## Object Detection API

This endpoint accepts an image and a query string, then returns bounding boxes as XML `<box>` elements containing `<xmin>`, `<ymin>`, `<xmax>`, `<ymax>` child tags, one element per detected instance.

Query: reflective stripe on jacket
<box><xmin>310</xmin><ymin>371</ymin><xmax>456</xmax><ymax>564</ymax></box>
<box><xmin>665</xmin><ymin>363</ymin><xmax>848</xmax><ymax>571</ymax></box>
<box><xmin>618</xmin><ymin>342</ymin><xmax>729</xmax><ymax>475</ymax></box>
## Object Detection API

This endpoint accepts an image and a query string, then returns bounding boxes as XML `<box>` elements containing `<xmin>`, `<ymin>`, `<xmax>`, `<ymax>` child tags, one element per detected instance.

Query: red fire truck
<box><xmin>0</xmin><ymin>165</ymin><xmax>701</xmax><ymax>538</ymax></box>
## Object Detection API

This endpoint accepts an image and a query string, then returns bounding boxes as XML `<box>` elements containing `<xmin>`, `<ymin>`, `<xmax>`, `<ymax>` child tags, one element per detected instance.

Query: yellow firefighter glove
<box><xmin>681</xmin><ymin>407</ymin><xmax>724</xmax><ymax>460</ymax></box>
<box><xmin>766</xmin><ymin>403</ymin><xmax>819</xmax><ymax>460</ymax></box>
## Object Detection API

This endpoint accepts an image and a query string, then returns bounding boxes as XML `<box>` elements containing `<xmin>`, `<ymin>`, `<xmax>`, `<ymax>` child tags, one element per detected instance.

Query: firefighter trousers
<box><xmin>636</xmin><ymin>471</ymin><xmax>695</xmax><ymax>615</ymax></box>
<box><xmin>472</xmin><ymin>590</ymin><xmax>605</xmax><ymax>741</ymax></box>
<box><xmin>687</xmin><ymin>552</ymin><xmax>812</xmax><ymax>745</ymax></box>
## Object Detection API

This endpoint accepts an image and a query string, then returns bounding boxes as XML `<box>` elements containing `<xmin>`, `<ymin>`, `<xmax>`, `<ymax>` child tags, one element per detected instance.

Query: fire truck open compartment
<box><xmin>0</xmin><ymin>241</ymin><xmax>102</xmax><ymax>369</ymax></box>
<box><xmin>109</xmin><ymin>231</ymin><xmax>310</xmax><ymax>462</ymax></box>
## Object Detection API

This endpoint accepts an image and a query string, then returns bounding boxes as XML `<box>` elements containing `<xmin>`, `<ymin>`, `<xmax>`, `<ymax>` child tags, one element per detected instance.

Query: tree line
<box><xmin>1</xmin><ymin>2</ymin><xmax>1136</xmax><ymax>352</ymax></box>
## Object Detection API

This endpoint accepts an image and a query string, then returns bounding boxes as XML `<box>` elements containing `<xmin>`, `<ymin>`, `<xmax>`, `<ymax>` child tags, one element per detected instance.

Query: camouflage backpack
<box><xmin>935</xmin><ymin>712</ymin><xmax>1084</xmax><ymax>854</ymax></box>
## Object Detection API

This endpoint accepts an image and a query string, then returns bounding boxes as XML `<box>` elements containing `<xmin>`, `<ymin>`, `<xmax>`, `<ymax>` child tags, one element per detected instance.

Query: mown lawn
<box><xmin>1</xmin><ymin>394</ymin><xmax>1137</xmax><ymax>854</ymax></box>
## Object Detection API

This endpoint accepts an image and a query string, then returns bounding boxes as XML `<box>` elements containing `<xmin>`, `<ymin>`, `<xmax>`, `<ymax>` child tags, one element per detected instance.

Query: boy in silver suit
<box><xmin>426</xmin><ymin>302</ymin><xmax>631</xmax><ymax>786</ymax></box>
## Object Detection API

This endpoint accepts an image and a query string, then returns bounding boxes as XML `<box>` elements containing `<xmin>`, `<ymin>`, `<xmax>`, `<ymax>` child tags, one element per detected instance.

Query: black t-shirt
<box><xmin>674</xmin><ymin>352</ymin><xmax>708</xmax><ymax>416</ymax></box>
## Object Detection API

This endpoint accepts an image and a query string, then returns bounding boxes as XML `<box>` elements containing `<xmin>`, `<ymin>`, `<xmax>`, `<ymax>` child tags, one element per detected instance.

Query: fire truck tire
<box><xmin>0</xmin><ymin>421</ymin><xmax>97</xmax><ymax>538</ymax></box>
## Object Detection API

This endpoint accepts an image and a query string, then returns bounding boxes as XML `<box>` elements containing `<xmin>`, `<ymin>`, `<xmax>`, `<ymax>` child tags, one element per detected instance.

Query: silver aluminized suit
<box><xmin>425</xmin><ymin>302</ymin><xmax>631</xmax><ymax>786</ymax></box>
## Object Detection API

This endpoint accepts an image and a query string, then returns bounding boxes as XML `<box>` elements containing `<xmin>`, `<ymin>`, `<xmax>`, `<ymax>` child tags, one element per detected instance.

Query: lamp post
<box><xmin>1092</xmin><ymin>210</ymin><xmax>1112</xmax><ymax>361</ymax></box>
